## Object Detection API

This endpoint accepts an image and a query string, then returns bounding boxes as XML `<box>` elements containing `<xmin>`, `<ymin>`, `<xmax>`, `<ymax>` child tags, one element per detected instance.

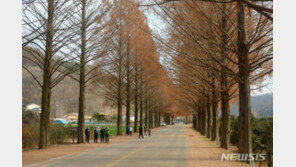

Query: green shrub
<box><xmin>50</xmin><ymin>124</ymin><xmax>72</xmax><ymax>144</ymax></box>
<box><xmin>229</xmin><ymin>116</ymin><xmax>273</xmax><ymax>166</ymax></box>
<box><xmin>230</xmin><ymin>115</ymin><xmax>239</xmax><ymax>145</ymax></box>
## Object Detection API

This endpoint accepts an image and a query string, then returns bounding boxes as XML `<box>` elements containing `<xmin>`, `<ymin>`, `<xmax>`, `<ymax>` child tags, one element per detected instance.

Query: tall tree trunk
<box><xmin>211</xmin><ymin>100</ymin><xmax>219</xmax><ymax>144</ymax></box>
<box><xmin>117</xmin><ymin>92</ymin><xmax>123</xmax><ymax>136</ymax></box>
<box><xmin>150</xmin><ymin>109</ymin><xmax>153</xmax><ymax>128</ymax></box>
<box><xmin>148</xmin><ymin>108</ymin><xmax>151</xmax><ymax>129</ymax></box>
<box><xmin>134</xmin><ymin>64</ymin><xmax>138</xmax><ymax>132</ymax></box>
<box><xmin>77</xmin><ymin>0</ymin><xmax>87</xmax><ymax>143</ymax></box>
<box><xmin>144</xmin><ymin>84</ymin><xmax>148</xmax><ymax>127</ymax></box>
<box><xmin>206</xmin><ymin>100</ymin><xmax>212</xmax><ymax>138</ymax></box>
<box><xmin>237</xmin><ymin>0</ymin><xmax>252</xmax><ymax>154</ymax></box>
<box><xmin>154</xmin><ymin>110</ymin><xmax>158</xmax><ymax>127</ymax></box>
<box><xmin>211</xmin><ymin>74</ymin><xmax>219</xmax><ymax>144</ymax></box>
<box><xmin>158</xmin><ymin>111</ymin><xmax>161</xmax><ymax>126</ymax></box>
<box><xmin>220</xmin><ymin>1</ymin><xmax>230</xmax><ymax>149</ymax></box>
<box><xmin>139</xmin><ymin>74</ymin><xmax>143</xmax><ymax>127</ymax></box>
<box><xmin>193</xmin><ymin>114</ymin><xmax>197</xmax><ymax>130</ymax></box>
<box><xmin>202</xmin><ymin>107</ymin><xmax>208</xmax><ymax>136</ymax></box>
<box><xmin>126</xmin><ymin>52</ymin><xmax>131</xmax><ymax>128</ymax></box>
<box><xmin>201</xmin><ymin>110</ymin><xmax>207</xmax><ymax>136</ymax></box>
<box><xmin>267</xmin><ymin>152</ymin><xmax>272</xmax><ymax>167</ymax></box>
<box><xmin>198</xmin><ymin>112</ymin><xmax>202</xmax><ymax>132</ymax></box>
<box><xmin>164</xmin><ymin>113</ymin><xmax>170</xmax><ymax>125</ymax></box>
<box><xmin>220</xmin><ymin>90</ymin><xmax>230</xmax><ymax>149</ymax></box>
<box><xmin>117</xmin><ymin>49</ymin><xmax>123</xmax><ymax>136</ymax></box>
<box><xmin>39</xmin><ymin>0</ymin><xmax>54</xmax><ymax>149</ymax></box>
<box><xmin>45</xmin><ymin>89</ymin><xmax>51</xmax><ymax>147</ymax></box>
<box><xmin>117</xmin><ymin>56</ymin><xmax>123</xmax><ymax>135</ymax></box>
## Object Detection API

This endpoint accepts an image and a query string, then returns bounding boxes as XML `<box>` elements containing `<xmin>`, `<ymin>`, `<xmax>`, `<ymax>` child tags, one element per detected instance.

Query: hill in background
<box><xmin>230</xmin><ymin>93</ymin><xmax>273</xmax><ymax>118</ymax></box>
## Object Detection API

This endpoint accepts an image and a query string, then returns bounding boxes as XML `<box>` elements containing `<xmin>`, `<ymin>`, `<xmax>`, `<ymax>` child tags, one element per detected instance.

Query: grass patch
<box><xmin>68</xmin><ymin>124</ymin><xmax>135</xmax><ymax>136</ymax></box>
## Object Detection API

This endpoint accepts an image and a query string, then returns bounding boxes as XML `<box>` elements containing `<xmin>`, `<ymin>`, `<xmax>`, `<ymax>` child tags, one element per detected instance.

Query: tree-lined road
<box><xmin>30</xmin><ymin>126</ymin><xmax>187</xmax><ymax>167</ymax></box>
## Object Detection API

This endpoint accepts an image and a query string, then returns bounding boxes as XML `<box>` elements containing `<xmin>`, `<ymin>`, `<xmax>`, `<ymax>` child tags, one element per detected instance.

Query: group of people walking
<box><xmin>138</xmin><ymin>126</ymin><xmax>151</xmax><ymax>139</ymax></box>
<box><xmin>84</xmin><ymin>125</ymin><xmax>152</xmax><ymax>143</ymax></box>
<box><xmin>85</xmin><ymin>126</ymin><xmax>110</xmax><ymax>143</ymax></box>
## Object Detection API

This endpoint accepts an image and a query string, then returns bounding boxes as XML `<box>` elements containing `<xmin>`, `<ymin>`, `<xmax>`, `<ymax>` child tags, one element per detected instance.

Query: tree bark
<box><xmin>126</xmin><ymin>51</ymin><xmax>131</xmax><ymax>128</ymax></box>
<box><xmin>211</xmin><ymin>100</ymin><xmax>219</xmax><ymax>144</ymax></box>
<box><xmin>77</xmin><ymin>0</ymin><xmax>87</xmax><ymax>143</ymax></box>
<box><xmin>219</xmin><ymin>1</ymin><xmax>230</xmax><ymax>149</ymax></box>
<box><xmin>158</xmin><ymin>111</ymin><xmax>161</xmax><ymax>126</ymax></box>
<box><xmin>144</xmin><ymin>84</ymin><xmax>148</xmax><ymax>128</ymax></box>
<box><xmin>139</xmin><ymin>74</ymin><xmax>143</xmax><ymax>127</ymax></box>
<box><xmin>134</xmin><ymin>64</ymin><xmax>138</xmax><ymax>132</ymax></box>
<box><xmin>237</xmin><ymin>0</ymin><xmax>252</xmax><ymax>154</ymax></box>
<box><xmin>203</xmin><ymin>108</ymin><xmax>208</xmax><ymax>136</ymax></box>
<box><xmin>198</xmin><ymin>112</ymin><xmax>202</xmax><ymax>132</ymax></box>
<box><xmin>154</xmin><ymin>110</ymin><xmax>158</xmax><ymax>127</ymax></box>
<box><xmin>206</xmin><ymin>100</ymin><xmax>212</xmax><ymax>138</ymax></box>
<box><xmin>211</xmin><ymin>73</ymin><xmax>219</xmax><ymax>144</ymax></box>
<box><xmin>39</xmin><ymin>0</ymin><xmax>54</xmax><ymax>149</ymax></box>
<box><xmin>220</xmin><ymin>90</ymin><xmax>230</xmax><ymax>149</ymax></box>
<box><xmin>201</xmin><ymin>109</ymin><xmax>207</xmax><ymax>136</ymax></box>
<box><xmin>150</xmin><ymin>109</ymin><xmax>153</xmax><ymax>128</ymax></box>
<box><xmin>193</xmin><ymin>114</ymin><xmax>197</xmax><ymax>130</ymax></box>
<box><xmin>117</xmin><ymin>48</ymin><xmax>123</xmax><ymax>135</ymax></box>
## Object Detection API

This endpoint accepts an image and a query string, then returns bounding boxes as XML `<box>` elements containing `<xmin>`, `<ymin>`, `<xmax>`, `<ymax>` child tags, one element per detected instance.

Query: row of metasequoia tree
<box><xmin>22</xmin><ymin>0</ymin><xmax>179</xmax><ymax>149</ymax></box>
<box><xmin>145</xmin><ymin>0</ymin><xmax>273</xmax><ymax>157</ymax></box>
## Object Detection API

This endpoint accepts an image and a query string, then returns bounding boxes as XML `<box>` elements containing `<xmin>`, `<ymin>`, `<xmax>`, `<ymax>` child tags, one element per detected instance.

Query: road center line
<box><xmin>105</xmin><ymin>142</ymin><xmax>150</xmax><ymax>167</ymax></box>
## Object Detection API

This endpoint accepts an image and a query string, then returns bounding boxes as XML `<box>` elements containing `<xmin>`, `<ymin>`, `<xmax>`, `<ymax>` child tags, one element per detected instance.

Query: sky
<box><xmin>142</xmin><ymin>6</ymin><xmax>273</xmax><ymax>96</ymax></box>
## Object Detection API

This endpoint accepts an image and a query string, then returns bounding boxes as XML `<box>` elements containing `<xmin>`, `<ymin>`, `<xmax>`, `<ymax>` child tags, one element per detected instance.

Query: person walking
<box><xmin>144</xmin><ymin>127</ymin><xmax>147</xmax><ymax>136</ymax></box>
<box><xmin>85</xmin><ymin>127</ymin><xmax>90</xmax><ymax>143</ymax></box>
<box><xmin>130</xmin><ymin>126</ymin><xmax>133</xmax><ymax>136</ymax></box>
<box><xmin>138</xmin><ymin>126</ymin><xmax>144</xmax><ymax>139</ymax></box>
<box><xmin>105</xmin><ymin>126</ymin><xmax>110</xmax><ymax>143</ymax></box>
<box><xmin>148</xmin><ymin>128</ymin><xmax>151</xmax><ymax>137</ymax></box>
<box><xmin>94</xmin><ymin>128</ymin><xmax>98</xmax><ymax>143</ymax></box>
<box><xmin>126</xmin><ymin>125</ymin><xmax>130</xmax><ymax>136</ymax></box>
<box><xmin>100</xmin><ymin>127</ymin><xmax>105</xmax><ymax>143</ymax></box>
<box><xmin>96</xmin><ymin>126</ymin><xmax>100</xmax><ymax>134</ymax></box>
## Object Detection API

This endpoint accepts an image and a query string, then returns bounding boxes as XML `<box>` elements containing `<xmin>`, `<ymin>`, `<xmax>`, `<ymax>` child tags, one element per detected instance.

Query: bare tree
<box><xmin>65</xmin><ymin>0</ymin><xmax>112</xmax><ymax>143</ymax></box>
<box><xmin>22</xmin><ymin>0</ymin><xmax>79</xmax><ymax>149</ymax></box>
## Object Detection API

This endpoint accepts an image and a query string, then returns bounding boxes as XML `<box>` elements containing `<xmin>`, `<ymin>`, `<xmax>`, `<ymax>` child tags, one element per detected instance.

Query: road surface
<box><xmin>30</xmin><ymin>125</ymin><xmax>188</xmax><ymax>167</ymax></box>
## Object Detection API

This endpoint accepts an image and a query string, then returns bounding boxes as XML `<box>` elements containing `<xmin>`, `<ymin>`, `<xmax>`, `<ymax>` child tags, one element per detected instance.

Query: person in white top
<box><xmin>130</xmin><ymin>127</ymin><xmax>133</xmax><ymax>136</ymax></box>
<box><xmin>96</xmin><ymin>126</ymin><xmax>100</xmax><ymax>133</ymax></box>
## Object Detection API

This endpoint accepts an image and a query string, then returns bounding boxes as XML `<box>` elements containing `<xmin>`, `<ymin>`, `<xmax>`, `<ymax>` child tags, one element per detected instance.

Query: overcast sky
<box><xmin>143</xmin><ymin>7</ymin><xmax>273</xmax><ymax>96</ymax></box>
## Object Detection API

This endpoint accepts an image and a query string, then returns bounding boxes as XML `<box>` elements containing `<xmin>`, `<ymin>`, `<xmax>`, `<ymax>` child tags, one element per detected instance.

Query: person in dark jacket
<box><xmin>105</xmin><ymin>126</ymin><xmax>110</xmax><ymax>143</ymax></box>
<box><xmin>85</xmin><ymin>127</ymin><xmax>90</xmax><ymax>143</ymax></box>
<box><xmin>100</xmin><ymin>127</ymin><xmax>105</xmax><ymax>143</ymax></box>
<box><xmin>138</xmin><ymin>126</ymin><xmax>144</xmax><ymax>139</ymax></box>
<box><xmin>94</xmin><ymin>129</ymin><xmax>98</xmax><ymax>143</ymax></box>
<box><xmin>126</xmin><ymin>125</ymin><xmax>130</xmax><ymax>136</ymax></box>
<box><xmin>148</xmin><ymin>128</ymin><xmax>151</xmax><ymax>137</ymax></box>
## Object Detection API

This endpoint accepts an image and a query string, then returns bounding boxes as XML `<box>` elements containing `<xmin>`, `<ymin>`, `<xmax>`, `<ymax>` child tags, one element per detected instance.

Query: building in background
<box><xmin>64</xmin><ymin>113</ymin><xmax>93</xmax><ymax>123</ymax></box>
<box><xmin>25</xmin><ymin>103</ymin><xmax>41</xmax><ymax>115</ymax></box>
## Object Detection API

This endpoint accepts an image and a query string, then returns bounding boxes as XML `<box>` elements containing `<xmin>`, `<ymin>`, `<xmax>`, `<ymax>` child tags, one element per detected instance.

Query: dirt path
<box><xmin>23</xmin><ymin>127</ymin><xmax>164</xmax><ymax>167</ymax></box>
<box><xmin>186</xmin><ymin>126</ymin><xmax>250</xmax><ymax>167</ymax></box>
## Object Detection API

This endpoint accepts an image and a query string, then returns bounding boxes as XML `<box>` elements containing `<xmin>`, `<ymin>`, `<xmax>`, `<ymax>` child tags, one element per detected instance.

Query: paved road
<box><xmin>32</xmin><ymin>125</ymin><xmax>188</xmax><ymax>167</ymax></box>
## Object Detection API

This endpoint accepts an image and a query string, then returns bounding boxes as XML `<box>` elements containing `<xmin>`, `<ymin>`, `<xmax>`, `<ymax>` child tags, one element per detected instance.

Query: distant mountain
<box><xmin>230</xmin><ymin>93</ymin><xmax>273</xmax><ymax>118</ymax></box>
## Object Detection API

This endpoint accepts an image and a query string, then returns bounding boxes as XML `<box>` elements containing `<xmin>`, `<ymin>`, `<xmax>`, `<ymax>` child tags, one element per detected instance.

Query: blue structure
<box><xmin>55</xmin><ymin>119</ymin><xmax>69</xmax><ymax>125</ymax></box>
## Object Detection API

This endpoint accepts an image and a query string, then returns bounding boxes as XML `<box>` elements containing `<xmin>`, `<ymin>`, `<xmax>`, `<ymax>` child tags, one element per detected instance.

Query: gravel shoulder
<box><xmin>185</xmin><ymin>126</ymin><xmax>250</xmax><ymax>167</ymax></box>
